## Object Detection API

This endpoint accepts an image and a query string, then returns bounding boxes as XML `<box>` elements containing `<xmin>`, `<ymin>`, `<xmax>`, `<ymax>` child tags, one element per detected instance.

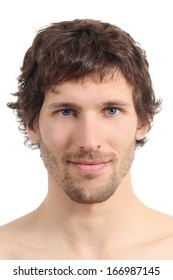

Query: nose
<box><xmin>74</xmin><ymin>115</ymin><xmax>102</xmax><ymax>151</ymax></box>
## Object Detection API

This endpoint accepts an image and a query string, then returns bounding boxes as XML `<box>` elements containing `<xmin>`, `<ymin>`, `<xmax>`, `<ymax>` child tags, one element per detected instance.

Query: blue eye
<box><xmin>105</xmin><ymin>107</ymin><xmax>119</xmax><ymax>116</ymax></box>
<box><xmin>59</xmin><ymin>109</ymin><xmax>73</xmax><ymax>116</ymax></box>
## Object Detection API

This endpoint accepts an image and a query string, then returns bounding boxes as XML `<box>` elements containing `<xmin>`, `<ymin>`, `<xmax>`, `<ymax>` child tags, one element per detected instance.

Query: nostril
<box><xmin>80</xmin><ymin>145</ymin><xmax>101</xmax><ymax>150</ymax></box>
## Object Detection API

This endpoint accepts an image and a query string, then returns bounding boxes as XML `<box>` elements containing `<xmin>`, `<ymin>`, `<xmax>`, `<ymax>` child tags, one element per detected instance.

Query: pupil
<box><xmin>63</xmin><ymin>109</ymin><xmax>71</xmax><ymax>115</ymax></box>
<box><xmin>109</xmin><ymin>108</ymin><xmax>116</xmax><ymax>114</ymax></box>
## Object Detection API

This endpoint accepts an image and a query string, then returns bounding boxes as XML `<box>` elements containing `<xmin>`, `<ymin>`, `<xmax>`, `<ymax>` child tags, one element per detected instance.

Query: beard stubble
<box><xmin>40</xmin><ymin>138</ymin><xmax>135</xmax><ymax>204</ymax></box>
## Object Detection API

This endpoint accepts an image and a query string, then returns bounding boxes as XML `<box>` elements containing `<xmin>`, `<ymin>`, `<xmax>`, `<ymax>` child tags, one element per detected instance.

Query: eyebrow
<box><xmin>47</xmin><ymin>102</ymin><xmax>82</xmax><ymax>110</ymax></box>
<box><xmin>47</xmin><ymin>100</ymin><xmax>131</xmax><ymax>110</ymax></box>
<box><xmin>101</xmin><ymin>100</ymin><xmax>131</xmax><ymax>108</ymax></box>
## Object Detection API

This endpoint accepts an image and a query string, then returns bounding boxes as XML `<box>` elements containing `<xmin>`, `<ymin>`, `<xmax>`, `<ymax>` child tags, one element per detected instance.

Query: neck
<box><xmin>35</xmin><ymin>172</ymin><xmax>147</xmax><ymax>257</ymax></box>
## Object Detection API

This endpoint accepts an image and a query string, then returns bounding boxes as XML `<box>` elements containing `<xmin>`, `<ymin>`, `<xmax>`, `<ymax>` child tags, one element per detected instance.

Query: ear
<box><xmin>26</xmin><ymin>126</ymin><xmax>40</xmax><ymax>145</ymax></box>
<box><xmin>135</xmin><ymin>121</ymin><xmax>149</xmax><ymax>141</ymax></box>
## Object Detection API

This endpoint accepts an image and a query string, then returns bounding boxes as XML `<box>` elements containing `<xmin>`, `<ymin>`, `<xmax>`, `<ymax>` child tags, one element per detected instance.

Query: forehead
<box><xmin>44</xmin><ymin>72</ymin><xmax>134</xmax><ymax>106</ymax></box>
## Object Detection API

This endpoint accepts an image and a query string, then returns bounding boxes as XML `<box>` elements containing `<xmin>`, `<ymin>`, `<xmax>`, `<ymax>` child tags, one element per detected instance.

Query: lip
<box><xmin>69</xmin><ymin>160</ymin><xmax>110</xmax><ymax>174</ymax></box>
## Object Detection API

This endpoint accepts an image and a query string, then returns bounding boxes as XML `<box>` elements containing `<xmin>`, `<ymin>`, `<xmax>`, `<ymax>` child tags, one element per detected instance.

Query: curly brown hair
<box><xmin>8</xmin><ymin>19</ymin><xmax>162</xmax><ymax>149</ymax></box>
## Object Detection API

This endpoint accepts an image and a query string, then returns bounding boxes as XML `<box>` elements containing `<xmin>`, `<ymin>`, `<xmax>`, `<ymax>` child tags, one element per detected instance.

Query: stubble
<box><xmin>40</xmin><ymin>138</ymin><xmax>135</xmax><ymax>204</ymax></box>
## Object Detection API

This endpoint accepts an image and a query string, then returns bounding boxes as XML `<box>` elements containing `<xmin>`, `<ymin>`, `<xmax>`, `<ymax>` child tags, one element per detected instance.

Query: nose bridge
<box><xmin>76</xmin><ymin>113</ymin><xmax>102</xmax><ymax>150</ymax></box>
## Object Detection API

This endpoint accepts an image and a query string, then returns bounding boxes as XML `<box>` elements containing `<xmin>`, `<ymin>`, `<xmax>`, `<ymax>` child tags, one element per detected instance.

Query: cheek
<box><xmin>39</xmin><ymin>122</ymin><xmax>73</xmax><ymax>151</ymax></box>
<box><xmin>106</xmin><ymin>122</ymin><xmax>137</xmax><ymax>148</ymax></box>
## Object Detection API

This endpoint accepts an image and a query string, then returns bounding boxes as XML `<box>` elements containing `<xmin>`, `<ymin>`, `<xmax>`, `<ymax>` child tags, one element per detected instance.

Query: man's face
<box><xmin>29</xmin><ymin>72</ymin><xmax>147</xmax><ymax>204</ymax></box>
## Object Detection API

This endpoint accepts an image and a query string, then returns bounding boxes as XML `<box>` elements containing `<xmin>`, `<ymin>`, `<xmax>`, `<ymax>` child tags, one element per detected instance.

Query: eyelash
<box><xmin>55</xmin><ymin>107</ymin><xmax>123</xmax><ymax>117</ymax></box>
<box><xmin>105</xmin><ymin>107</ymin><xmax>120</xmax><ymax>116</ymax></box>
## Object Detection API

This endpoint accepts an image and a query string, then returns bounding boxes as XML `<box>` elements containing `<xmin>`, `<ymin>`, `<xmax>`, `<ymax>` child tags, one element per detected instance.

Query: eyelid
<box><xmin>56</xmin><ymin>108</ymin><xmax>77</xmax><ymax>117</ymax></box>
<box><xmin>53</xmin><ymin>106</ymin><xmax>125</xmax><ymax>117</ymax></box>
<box><xmin>103</xmin><ymin>106</ymin><xmax>123</xmax><ymax>116</ymax></box>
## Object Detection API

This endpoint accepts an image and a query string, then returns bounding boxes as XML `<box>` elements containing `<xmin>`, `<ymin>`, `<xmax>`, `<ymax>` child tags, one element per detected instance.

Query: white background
<box><xmin>0</xmin><ymin>0</ymin><xmax>173</xmax><ymax>225</ymax></box>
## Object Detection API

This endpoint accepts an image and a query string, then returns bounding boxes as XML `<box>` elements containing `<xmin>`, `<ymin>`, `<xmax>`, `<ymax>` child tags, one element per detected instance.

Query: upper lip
<box><xmin>69</xmin><ymin>160</ymin><xmax>109</xmax><ymax>165</ymax></box>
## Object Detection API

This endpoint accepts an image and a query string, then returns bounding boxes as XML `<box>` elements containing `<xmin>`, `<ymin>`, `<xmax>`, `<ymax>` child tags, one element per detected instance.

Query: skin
<box><xmin>0</xmin><ymin>72</ymin><xmax>173</xmax><ymax>259</ymax></box>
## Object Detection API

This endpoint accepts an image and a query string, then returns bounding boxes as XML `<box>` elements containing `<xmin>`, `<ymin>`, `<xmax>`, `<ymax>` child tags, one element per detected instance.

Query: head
<box><xmin>8</xmin><ymin>19</ymin><xmax>162</xmax><ymax>204</ymax></box>
<box><xmin>8</xmin><ymin>18</ymin><xmax>161</xmax><ymax>149</ymax></box>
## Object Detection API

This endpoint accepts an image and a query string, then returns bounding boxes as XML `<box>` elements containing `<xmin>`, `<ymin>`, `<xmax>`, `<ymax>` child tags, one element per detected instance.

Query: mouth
<box><xmin>69</xmin><ymin>160</ymin><xmax>110</xmax><ymax>174</ymax></box>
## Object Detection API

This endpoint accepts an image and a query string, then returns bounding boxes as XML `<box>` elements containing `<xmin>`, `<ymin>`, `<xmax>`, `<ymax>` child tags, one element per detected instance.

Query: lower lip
<box><xmin>70</xmin><ymin>162</ymin><xmax>108</xmax><ymax>174</ymax></box>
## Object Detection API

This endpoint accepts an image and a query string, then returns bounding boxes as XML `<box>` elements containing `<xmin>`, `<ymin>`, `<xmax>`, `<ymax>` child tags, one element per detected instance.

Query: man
<box><xmin>0</xmin><ymin>19</ymin><xmax>173</xmax><ymax>260</ymax></box>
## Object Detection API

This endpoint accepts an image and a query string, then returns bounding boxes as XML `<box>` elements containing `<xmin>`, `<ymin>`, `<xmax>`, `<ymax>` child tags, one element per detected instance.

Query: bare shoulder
<box><xmin>141</xmin><ymin>209</ymin><xmax>173</xmax><ymax>259</ymax></box>
<box><xmin>159</xmin><ymin>212</ymin><xmax>173</xmax><ymax>246</ymax></box>
<box><xmin>0</xmin><ymin>222</ymin><xmax>19</xmax><ymax>260</ymax></box>
<box><xmin>152</xmin><ymin>231</ymin><xmax>173</xmax><ymax>260</ymax></box>
<box><xmin>0</xmin><ymin>226</ymin><xmax>10</xmax><ymax>259</ymax></box>
<box><xmin>0</xmin><ymin>212</ymin><xmax>37</xmax><ymax>260</ymax></box>
<box><xmin>0</xmin><ymin>207</ymin><xmax>173</xmax><ymax>260</ymax></box>
<box><xmin>149</xmin><ymin>209</ymin><xmax>173</xmax><ymax>237</ymax></box>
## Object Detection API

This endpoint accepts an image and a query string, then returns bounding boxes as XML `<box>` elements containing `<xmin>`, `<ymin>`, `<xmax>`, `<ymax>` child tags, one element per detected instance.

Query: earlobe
<box><xmin>135</xmin><ymin>123</ymin><xmax>149</xmax><ymax>141</ymax></box>
<box><xmin>26</xmin><ymin>126</ymin><xmax>40</xmax><ymax>145</ymax></box>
